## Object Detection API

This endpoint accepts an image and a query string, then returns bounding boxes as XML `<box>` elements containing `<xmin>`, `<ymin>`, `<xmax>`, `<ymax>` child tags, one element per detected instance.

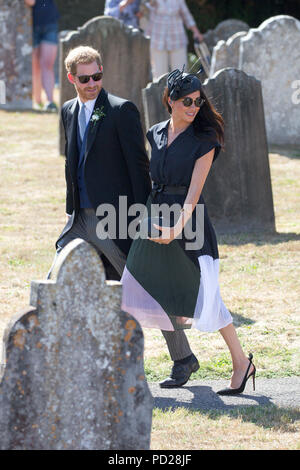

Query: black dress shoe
<box><xmin>159</xmin><ymin>354</ymin><xmax>200</xmax><ymax>388</ymax></box>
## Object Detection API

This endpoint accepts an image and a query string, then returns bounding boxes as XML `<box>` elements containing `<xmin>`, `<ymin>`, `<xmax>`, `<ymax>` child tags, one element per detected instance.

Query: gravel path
<box><xmin>149</xmin><ymin>377</ymin><xmax>300</xmax><ymax>411</ymax></box>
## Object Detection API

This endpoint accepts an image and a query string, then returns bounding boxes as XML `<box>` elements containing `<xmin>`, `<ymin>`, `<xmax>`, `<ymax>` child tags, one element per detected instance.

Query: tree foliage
<box><xmin>186</xmin><ymin>0</ymin><xmax>300</xmax><ymax>31</ymax></box>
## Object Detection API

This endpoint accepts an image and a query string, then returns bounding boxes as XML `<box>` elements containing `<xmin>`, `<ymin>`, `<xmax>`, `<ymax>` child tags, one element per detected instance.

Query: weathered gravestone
<box><xmin>210</xmin><ymin>31</ymin><xmax>248</xmax><ymax>77</ymax></box>
<box><xmin>142</xmin><ymin>68</ymin><xmax>275</xmax><ymax>233</ymax></box>
<box><xmin>0</xmin><ymin>0</ymin><xmax>32</xmax><ymax>110</ymax></box>
<box><xmin>203</xmin><ymin>19</ymin><xmax>249</xmax><ymax>54</ymax></box>
<box><xmin>142</xmin><ymin>74</ymin><xmax>169</xmax><ymax>132</ymax></box>
<box><xmin>0</xmin><ymin>239</ymin><xmax>153</xmax><ymax>450</ymax></box>
<box><xmin>210</xmin><ymin>15</ymin><xmax>300</xmax><ymax>147</ymax></box>
<box><xmin>238</xmin><ymin>15</ymin><xmax>300</xmax><ymax>147</ymax></box>
<box><xmin>59</xmin><ymin>16</ymin><xmax>151</xmax><ymax>154</ymax></box>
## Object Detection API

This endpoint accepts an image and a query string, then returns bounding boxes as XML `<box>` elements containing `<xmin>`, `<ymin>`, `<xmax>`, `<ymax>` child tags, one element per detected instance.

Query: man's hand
<box><xmin>66</xmin><ymin>213</ymin><xmax>72</xmax><ymax>223</ymax></box>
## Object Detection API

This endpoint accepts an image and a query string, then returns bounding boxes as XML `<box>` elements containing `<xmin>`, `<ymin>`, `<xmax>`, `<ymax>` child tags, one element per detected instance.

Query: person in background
<box><xmin>143</xmin><ymin>0</ymin><xmax>203</xmax><ymax>80</ymax></box>
<box><xmin>24</xmin><ymin>0</ymin><xmax>59</xmax><ymax>111</ymax></box>
<box><xmin>104</xmin><ymin>0</ymin><xmax>142</xmax><ymax>29</ymax></box>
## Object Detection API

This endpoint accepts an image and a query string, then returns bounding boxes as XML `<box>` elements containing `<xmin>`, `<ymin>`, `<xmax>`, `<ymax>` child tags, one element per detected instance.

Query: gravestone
<box><xmin>0</xmin><ymin>0</ymin><xmax>32</xmax><ymax>110</ymax></box>
<box><xmin>202</xmin><ymin>68</ymin><xmax>275</xmax><ymax>232</ymax></box>
<box><xmin>59</xmin><ymin>16</ymin><xmax>151</xmax><ymax>154</ymax></box>
<box><xmin>142</xmin><ymin>74</ymin><xmax>169</xmax><ymax>132</ymax></box>
<box><xmin>0</xmin><ymin>239</ymin><xmax>153</xmax><ymax>450</ymax></box>
<box><xmin>210</xmin><ymin>31</ymin><xmax>247</xmax><ymax>77</ymax></box>
<box><xmin>142</xmin><ymin>68</ymin><xmax>275</xmax><ymax>232</ymax></box>
<box><xmin>203</xmin><ymin>19</ymin><xmax>249</xmax><ymax>54</ymax></box>
<box><xmin>238</xmin><ymin>15</ymin><xmax>300</xmax><ymax>147</ymax></box>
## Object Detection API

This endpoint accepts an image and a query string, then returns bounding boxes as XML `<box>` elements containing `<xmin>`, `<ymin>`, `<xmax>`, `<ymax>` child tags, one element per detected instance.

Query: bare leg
<box><xmin>32</xmin><ymin>46</ymin><xmax>42</xmax><ymax>105</ymax></box>
<box><xmin>39</xmin><ymin>42</ymin><xmax>58</xmax><ymax>103</ymax></box>
<box><xmin>219</xmin><ymin>323</ymin><xmax>254</xmax><ymax>389</ymax></box>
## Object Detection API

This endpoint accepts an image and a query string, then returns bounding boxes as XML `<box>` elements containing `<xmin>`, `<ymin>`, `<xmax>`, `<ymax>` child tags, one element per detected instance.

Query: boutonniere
<box><xmin>90</xmin><ymin>106</ymin><xmax>106</xmax><ymax>130</ymax></box>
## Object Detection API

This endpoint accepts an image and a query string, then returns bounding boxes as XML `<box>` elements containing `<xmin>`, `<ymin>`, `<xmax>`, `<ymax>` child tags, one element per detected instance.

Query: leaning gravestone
<box><xmin>142</xmin><ymin>68</ymin><xmax>275</xmax><ymax>233</ymax></box>
<box><xmin>210</xmin><ymin>31</ymin><xmax>248</xmax><ymax>77</ymax></box>
<box><xmin>238</xmin><ymin>15</ymin><xmax>300</xmax><ymax>147</ymax></box>
<box><xmin>0</xmin><ymin>239</ymin><xmax>153</xmax><ymax>450</ymax></box>
<box><xmin>0</xmin><ymin>0</ymin><xmax>32</xmax><ymax>110</ymax></box>
<box><xmin>59</xmin><ymin>16</ymin><xmax>151</xmax><ymax>154</ymax></box>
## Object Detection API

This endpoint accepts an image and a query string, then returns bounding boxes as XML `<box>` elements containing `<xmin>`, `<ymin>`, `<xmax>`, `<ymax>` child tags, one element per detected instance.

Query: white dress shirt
<box><xmin>77</xmin><ymin>97</ymin><xmax>97</xmax><ymax>129</ymax></box>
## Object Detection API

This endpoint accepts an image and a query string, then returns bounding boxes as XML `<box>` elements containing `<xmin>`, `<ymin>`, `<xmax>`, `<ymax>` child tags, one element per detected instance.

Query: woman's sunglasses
<box><xmin>76</xmin><ymin>72</ymin><xmax>103</xmax><ymax>84</ymax></box>
<box><xmin>181</xmin><ymin>97</ymin><xmax>205</xmax><ymax>108</ymax></box>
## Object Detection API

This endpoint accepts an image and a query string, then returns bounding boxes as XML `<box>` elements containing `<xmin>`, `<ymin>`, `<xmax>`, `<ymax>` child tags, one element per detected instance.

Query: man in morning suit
<box><xmin>47</xmin><ymin>45</ymin><xmax>152</xmax><ymax>279</ymax></box>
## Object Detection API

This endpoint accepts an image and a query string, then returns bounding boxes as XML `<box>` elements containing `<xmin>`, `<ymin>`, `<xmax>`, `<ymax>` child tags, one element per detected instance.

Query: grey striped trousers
<box><xmin>48</xmin><ymin>208</ymin><xmax>192</xmax><ymax>361</ymax></box>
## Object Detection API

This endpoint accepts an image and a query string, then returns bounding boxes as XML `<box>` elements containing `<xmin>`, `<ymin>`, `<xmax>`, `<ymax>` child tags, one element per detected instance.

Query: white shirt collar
<box><xmin>77</xmin><ymin>97</ymin><xmax>97</xmax><ymax>113</ymax></box>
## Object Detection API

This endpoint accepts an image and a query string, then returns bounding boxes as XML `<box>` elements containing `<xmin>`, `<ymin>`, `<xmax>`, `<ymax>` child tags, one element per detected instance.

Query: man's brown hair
<box><xmin>64</xmin><ymin>46</ymin><xmax>102</xmax><ymax>75</ymax></box>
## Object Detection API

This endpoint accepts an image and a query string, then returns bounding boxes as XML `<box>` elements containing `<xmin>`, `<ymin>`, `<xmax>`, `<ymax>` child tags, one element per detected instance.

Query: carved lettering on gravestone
<box><xmin>0</xmin><ymin>0</ymin><xmax>32</xmax><ymax>110</ymax></box>
<box><xmin>142</xmin><ymin>68</ymin><xmax>275</xmax><ymax>233</ymax></box>
<box><xmin>0</xmin><ymin>239</ymin><xmax>153</xmax><ymax>450</ymax></box>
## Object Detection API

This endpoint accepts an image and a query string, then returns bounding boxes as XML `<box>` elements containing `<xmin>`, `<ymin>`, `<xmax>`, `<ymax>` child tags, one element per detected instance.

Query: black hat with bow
<box><xmin>167</xmin><ymin>68</ymin><xmax>202</xmax><ymax>101</ymax></box>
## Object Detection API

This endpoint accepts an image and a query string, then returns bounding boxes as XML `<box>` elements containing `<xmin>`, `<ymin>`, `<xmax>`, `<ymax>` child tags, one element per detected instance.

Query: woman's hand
<box><xmin>147</xmin><ymin>148</ymin><xmax>215</xmax><ymax>245</ymax></box>
<box><xmin>147</xmin><ymin>220</ymin><xmax>184</xmax><ymax>244</ymax></box>
<box><xmin>190</xmin><ymin>26</ymin><xmax>204</xmax><ymax>43</ymax></box>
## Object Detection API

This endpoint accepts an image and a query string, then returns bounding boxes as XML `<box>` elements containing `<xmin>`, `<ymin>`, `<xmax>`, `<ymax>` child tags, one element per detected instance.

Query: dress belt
<box><xmin>151</xmin><ymin>182</ymin><xmax>188</xmax><ymax>196</ymax></box>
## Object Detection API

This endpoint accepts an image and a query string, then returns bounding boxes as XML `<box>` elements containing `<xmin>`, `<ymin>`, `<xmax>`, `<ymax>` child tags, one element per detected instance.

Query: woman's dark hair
<box><xmin>162</xmin><ymin>86</ymin><xmax>224</xmax><ymax>147</ymax></box>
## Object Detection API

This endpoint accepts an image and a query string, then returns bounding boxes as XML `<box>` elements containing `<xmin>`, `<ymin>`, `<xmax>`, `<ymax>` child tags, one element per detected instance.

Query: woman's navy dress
<box><xmin>121</xmin><ymin>119</ymin><xmax>233</xmax><ymax>332</ymax></box>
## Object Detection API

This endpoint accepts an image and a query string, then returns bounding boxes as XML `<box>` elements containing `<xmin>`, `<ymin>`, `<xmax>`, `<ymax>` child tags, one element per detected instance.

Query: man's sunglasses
<box><xmin>181</xmin><ymin>96</ymin><xmax>205</xmax><ymax>108</ymax></box>
<box><xmin>76</xmin><ymin>72</ymin><xmax>103</xmax><ymax>84</ymax></box>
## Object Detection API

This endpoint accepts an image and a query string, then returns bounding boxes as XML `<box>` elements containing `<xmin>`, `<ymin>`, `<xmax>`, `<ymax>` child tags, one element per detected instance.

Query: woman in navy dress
<box><xmin>121</xmin><ymin>69</ymin><xmax>256</xmax><ymax>395</ymax></box>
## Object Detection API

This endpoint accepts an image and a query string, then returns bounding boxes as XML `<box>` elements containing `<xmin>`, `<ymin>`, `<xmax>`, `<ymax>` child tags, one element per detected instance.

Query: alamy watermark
<box><xmin>95</xmin><ymin>196</ymin><xmax>205</xmax><ymax>251</ymax></box>
<box><xmin>0</xmin><ymin>80</ymin><xmax>6</xmax><ymax>105</ymax></box>
<box><xmin>291</xmin><ymin>80</ymin><xmax>300</xmax><ymax>104</ymax></box>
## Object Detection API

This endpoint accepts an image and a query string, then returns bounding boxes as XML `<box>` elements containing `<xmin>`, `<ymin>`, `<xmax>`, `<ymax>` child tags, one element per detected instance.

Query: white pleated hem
<box><xmin>192</xmin><ymin>255</ymin><xmax>233</xmax><ymax>332</ymax></box>
<box><xmin>121</xmin><ymin>254</ymin><xmax>233</xmax><ymax>333</ymax></box>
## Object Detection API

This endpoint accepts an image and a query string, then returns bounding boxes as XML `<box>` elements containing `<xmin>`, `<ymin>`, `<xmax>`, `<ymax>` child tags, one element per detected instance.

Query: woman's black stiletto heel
<box><xmin>217</xmin><ymin>353</ymin><xmax>256</xmax><ymax>396</ymax></box>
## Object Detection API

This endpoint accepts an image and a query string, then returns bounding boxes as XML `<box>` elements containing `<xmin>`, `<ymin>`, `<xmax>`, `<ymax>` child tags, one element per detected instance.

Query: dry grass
<box><xmin>0</xmin><ymin>110</ymin><xmax>299</xmax><ymax>450</ymax></box>
<box><xmin>0</xmin><ymin>110</ymin><xmax>65</xmax><ymax>333</ymax></box>
<box><xmin>151</xmin><ymin>406</ymin><xmax>300</xmax><ymax>450</ymax></box>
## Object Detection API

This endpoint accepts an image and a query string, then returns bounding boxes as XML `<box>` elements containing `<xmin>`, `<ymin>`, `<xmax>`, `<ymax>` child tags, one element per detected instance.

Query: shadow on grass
<box><xmin>231</xmin><ymin>311</ymin><xmax>255</xmax><ymax>327</ymax></box>
<box><xmin>152</xmin><ymin>386</ymin><xmax>300</xmax><ymax>431</ymax></box>
<box><xmin>216</xmin><ymin>231</ymin><xmax>300</xmax><ymax>247</ymax></box>
<box><xmin>269</xmin><ymin>146</ymin><xmax>300</xmax><ymax>160</ymax></box>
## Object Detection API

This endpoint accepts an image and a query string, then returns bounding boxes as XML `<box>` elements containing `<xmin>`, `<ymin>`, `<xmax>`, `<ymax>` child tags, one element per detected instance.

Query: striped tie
<box><xmin>78</xmin><ymin>103</ymin><xmax>87</xmax><ymax>142</ymax></box>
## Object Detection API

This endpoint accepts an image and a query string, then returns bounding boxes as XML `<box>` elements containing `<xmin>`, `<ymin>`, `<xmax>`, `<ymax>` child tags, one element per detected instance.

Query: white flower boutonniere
<box><xmin>90</xmin><ymin>106</ymin><xmax>106</xmax><ymax>131</ymax></box>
